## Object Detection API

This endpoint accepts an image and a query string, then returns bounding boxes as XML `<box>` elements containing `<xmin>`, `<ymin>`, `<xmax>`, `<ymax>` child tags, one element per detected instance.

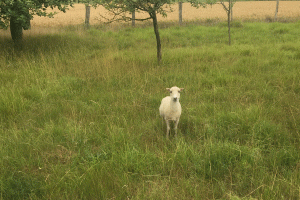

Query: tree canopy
<box><xmin>0</xmin><ymin>0</ymin><xmax>73</xmax><ymax>41</ymax></box>
<box><xmin>99</xmin><ymin>0</ymin><xmax>176</xmax><ymax>63</ymax></box>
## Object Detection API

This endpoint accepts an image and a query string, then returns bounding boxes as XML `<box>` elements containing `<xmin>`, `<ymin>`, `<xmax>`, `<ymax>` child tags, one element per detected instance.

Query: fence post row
<box><xmin>81</xmin><ymin>1</ymin><xmax>284</xmax><ymax>26</ymax></box>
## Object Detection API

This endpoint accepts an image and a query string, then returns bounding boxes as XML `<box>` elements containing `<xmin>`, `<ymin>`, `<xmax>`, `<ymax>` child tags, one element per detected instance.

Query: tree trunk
<box><xmin>179</xmin><ymin>2</ymin><xmax>183</xmax><ymax>26</ymax></box>
<box><xmin>10</xmin><ymin>16</ymin><xmax>23</xmax><ymax>42</ymax></box>
<box><xmin>152</xmin><ymin>11</ymin><xmax>162</xmax><ymax>63</ymax></box>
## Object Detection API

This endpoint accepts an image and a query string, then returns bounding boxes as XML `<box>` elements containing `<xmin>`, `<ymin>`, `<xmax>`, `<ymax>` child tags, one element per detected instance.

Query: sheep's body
<box><xmin>159</xmin><ymin>86</ymin><xmax>184</xmax><ymax>138</ymax></box>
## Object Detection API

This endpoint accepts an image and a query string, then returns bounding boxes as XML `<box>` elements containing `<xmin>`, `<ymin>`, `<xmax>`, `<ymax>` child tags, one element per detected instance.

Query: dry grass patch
<box><xmin>29</xmin><ymin>1</ymin><xmax>300</xmax><ymax>27</ymax></box>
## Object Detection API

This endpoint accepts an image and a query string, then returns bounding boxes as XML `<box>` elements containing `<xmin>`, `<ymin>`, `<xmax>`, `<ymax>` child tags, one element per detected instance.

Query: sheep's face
<box><xmin>167</xmin><ymin>86</ymin><xmax>184</xmax><ymax>102</ymax></box>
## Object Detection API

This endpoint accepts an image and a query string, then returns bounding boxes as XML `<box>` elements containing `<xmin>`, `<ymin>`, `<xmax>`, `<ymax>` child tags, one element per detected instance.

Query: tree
<box><xmin>99</xmin><ymin>0</ymin><xmax>175</xmax><ymax>64</ymax></box>
<box><xmin>0</xmin><ymin>0</ymin><xmax>72</xmax><ymax>42</ymax></box>
<box><xmin>189</xmin><ymin>0</ymin><xmax>235</xmax><ymax>45</ymax></box>
<box><xmin>220</xmin><ymin>0</ymin><xmax>234</xmax><ymax>45</ymax></box>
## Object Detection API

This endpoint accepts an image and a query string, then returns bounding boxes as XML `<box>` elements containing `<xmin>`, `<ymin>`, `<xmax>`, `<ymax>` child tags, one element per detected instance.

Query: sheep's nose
<box><xmin>173</xmin><ymin>97</ymin><xmax>178</xmax><ymax>102</ymax></box>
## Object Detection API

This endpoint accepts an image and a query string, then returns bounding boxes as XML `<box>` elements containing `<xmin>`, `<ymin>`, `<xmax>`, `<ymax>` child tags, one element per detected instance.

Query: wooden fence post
<box><xmin>274</xmin><ymin>0</ymin><xmax>279</xmax><ymax>21</ymax></box>
<box><xmin>132</xmin><ymin>9</ymin><xmax>135</xmax><ymax>27</ymax></box>
<box><xmin>85</xmin><ymin>4</ymin><xmax>91</xmax><ymax>28</ymax></box>
<box><xmin>179</xmin><ymin>2</ymin><xmax>183</xmax><ymax>25</ymax></box>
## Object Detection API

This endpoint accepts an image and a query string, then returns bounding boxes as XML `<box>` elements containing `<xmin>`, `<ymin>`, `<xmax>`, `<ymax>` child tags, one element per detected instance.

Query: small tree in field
<box><xmin>0</xmin><ymin>0</ymin><xmax>72</xmax><ymax>42</ymax></box>
<box><xmin>190</xmin><ymin>0</ymin><xmax>235</xmax><ymax>45</ymax></box>
<box><xmin>220</xmin><ymin>0</ymin><xmax>234</xmax><ymax>45</ymax></box>
<box><xmin>99</xmin><ymin>0</ymin><xmax>175</xmax><ymax>64</ymax></box>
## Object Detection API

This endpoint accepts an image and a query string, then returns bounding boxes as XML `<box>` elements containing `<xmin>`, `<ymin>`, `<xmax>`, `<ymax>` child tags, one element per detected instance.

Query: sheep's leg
<box><xmin>166</xmin><ymin>120</ymin><xmax>170</xmax><ymax>139</ymax></box>
<box><xmin>174</xmin><ymin>118</ymin><xmax>180</xmax><ymax>137</ymax></box>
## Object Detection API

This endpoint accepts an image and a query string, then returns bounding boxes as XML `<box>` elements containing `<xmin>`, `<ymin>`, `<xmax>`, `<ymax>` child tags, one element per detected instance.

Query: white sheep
<box><xmin>159</xmin><ymin>86</ymin><xmax>184</xmax><ymax>138</ymax></box>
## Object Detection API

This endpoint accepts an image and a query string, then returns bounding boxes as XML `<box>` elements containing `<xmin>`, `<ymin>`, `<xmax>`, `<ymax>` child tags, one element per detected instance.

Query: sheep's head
<box><xmin>166</xmin><ymin>86</ymin><xmax>184</xmax><ymax>102</ymax></box>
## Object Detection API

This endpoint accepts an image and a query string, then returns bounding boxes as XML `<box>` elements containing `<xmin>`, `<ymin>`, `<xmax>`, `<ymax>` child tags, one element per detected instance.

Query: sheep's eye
<box><xmin>178</xmin><ymin>91</ymin><xmax>181</xmax><ymax>93</ymax></box>
<box><xmin>170</xmin><ymin>91</ymin><xmax>172</xmax><ymax>94</ymax></box>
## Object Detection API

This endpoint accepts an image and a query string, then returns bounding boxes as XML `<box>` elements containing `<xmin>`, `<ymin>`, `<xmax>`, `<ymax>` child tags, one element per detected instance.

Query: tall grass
<box><xmin>0</xmin><ymin>21</ymin><xmax>300</xmax><ymax>199</ymax></box>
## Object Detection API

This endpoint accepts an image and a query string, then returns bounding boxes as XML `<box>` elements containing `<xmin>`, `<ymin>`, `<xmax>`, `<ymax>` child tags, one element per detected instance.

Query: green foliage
<box><xmin>0</xmin><ymin>22</ymin><xmax>300</xmax><ymax>199</ymax></box>
<box><xmin>0</xmin><ymin>0</ymin><xmax>73</xmax><ymax>41</ymax></box>
<box><xmin>188</xmin><ymin>0</ymin><xmax>217</xmax><ymax>8</ymax></box>
<box><xmin>100</xmin><ymin>0</ymin><xmax>175</xmax><ymax>21</ymax></box>
<box><xmin>0</xmin><ymin>0</ymin><xmax>73</xmax><ymax>28</ymax></box>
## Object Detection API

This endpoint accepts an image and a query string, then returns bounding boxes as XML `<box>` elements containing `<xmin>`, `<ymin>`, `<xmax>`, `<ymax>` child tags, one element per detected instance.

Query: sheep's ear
<box><xmin>166</xmin><ymin>88</ymin><xmax>170</xmax><ymax>91</ymax></box>
<box><xmin>180</xmin><ymin>88</ymin><xmax>184</xmax><ymax>91</ymax></box>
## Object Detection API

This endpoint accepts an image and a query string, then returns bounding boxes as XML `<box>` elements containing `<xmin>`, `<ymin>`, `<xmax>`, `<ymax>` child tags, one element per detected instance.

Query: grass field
<box><xmin>1</xmin><ymin>5</ymin><xmax>300</xmax><ymax>200</ymax></box>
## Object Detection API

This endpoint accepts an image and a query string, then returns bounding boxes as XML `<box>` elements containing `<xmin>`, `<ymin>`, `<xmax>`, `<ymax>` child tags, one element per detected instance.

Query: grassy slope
<box><xmin>0</xmin><ymin>21</ymin><xmax>300</xmax><ymax>199</ymax></box>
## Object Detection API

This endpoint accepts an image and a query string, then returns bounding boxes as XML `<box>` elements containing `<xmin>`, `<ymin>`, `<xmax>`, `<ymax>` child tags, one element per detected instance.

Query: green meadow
<box><xmin>0</xmin><ymin>21</ymin><xmax>300</xmax><ymax>199</ymax></box>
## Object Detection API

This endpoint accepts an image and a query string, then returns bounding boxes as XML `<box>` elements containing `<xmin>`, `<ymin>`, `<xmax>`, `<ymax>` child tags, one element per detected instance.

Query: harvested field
<box><xmin>30</xmin><ymin>1</ymin><xmax>300</xmax><ymax>27</ymax></box>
